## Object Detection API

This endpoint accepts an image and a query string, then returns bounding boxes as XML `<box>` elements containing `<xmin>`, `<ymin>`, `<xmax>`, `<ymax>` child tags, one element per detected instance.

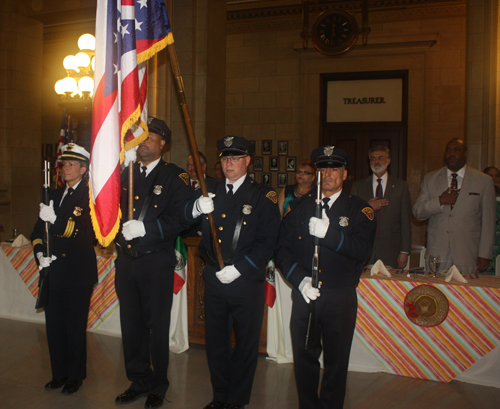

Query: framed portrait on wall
<box><xmin>278</xmin><ymin>173</ymin><xmax>288</xmax><ymax>187</ymax></box>
<box><xmin>269</xmin><ymin>156</ymin><xmax>279</xmax><ymax>171</ymax></box>
<box><xmin>278</xmin><ymin>140</ymin><xmax>288</xmax><ymax>155</ymax></box>
<box><xmin>262</xmin><ymin>173</ymin><xmax>271</xmax><ymax>185</ymax></box>
<box><xmin>286</xmin><ymin>156</ymin><xmax>296</xmax><ymax>171</ymax></box>
<box><xmin>262</xmin><ymin>140</ymin><xmax>272</xmax><ymax>155</ymax></box>
<box><xmin>253</xmin><ymin>156</ymin><xmax>263</xmax><ymax>171</ymax></box>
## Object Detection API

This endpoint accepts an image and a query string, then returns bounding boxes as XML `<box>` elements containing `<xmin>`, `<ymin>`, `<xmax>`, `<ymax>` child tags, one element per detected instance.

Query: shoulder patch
<box><xmin>179</xmin><ymin>172</ymin><xmax>189</xmax><ymax>185</ymax></box>
<box><xmin>362</xmin><ymin>207</ymin><xmax>374</xmax><ymax>221</ymax></box>
<box><xmin>266</xmin><ymin>191</ymin><xmax>277</xmax><ymax>204</ymax></box>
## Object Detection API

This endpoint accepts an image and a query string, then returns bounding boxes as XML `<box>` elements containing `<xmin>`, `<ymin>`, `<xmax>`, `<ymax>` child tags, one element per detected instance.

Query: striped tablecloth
<box><xmin>1</xmin><ymin>245</ymin><xmax>119</xmax><ymax>331</ymax></box>
<box><xmin>356</xmin><ymin>272</ymin><xmax>500</xmax><ymax>382</ymax></box>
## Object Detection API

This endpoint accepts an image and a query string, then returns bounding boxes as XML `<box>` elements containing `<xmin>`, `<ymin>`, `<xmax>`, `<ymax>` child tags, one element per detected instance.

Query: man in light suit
<box><xmin>351</xmin><ymin>146</ymin><xmax>412</xmax><ymax>269</ymax></box>
<box><xmin>413</xmin><ymin>138</ymin><xmax>496</xmax><ymax>274</ymax></box>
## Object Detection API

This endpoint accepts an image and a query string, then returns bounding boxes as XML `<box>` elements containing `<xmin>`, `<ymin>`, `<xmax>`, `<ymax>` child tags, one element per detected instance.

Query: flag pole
<box><xmin>166</xmin><ymin>43</ymin><xmax>224</xmax><ymax>270</ymax></box>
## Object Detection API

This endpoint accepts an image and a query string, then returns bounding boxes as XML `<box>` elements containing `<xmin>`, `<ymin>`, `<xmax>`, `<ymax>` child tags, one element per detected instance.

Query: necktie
<box><xmin>140</xmin><ymin>165</ymin><xmax>147</xmax><ymax>182</ymax></box>
<box><xmin>375</xmin><ymin>178</ymin><xmax>383</xmax><ymax>237</ymax></box>
<box><xmin>450</xmin><ymin>173</ymin><xmax>458</xmax><ymax>209</ymax></box>
<box><xmin>191</xmin><ymin>180</ymin><xmax>197</xmax><ymax>191</ymax></box>
<box><xmin>67</xmin><ymin>187</ymin><xmax>74</xmax><ymax>195</ymax></box>
<box><xmin>227</xmin><ymin>184</ymin><xmax>234</xmax><ymax>197</ymax></box>
<box><xmin>61</xmin><ymin>187</ymin><xmax>74</xmax><ymax>206</ymax></box>
<box><xmin>322</xmin><ymin>197</ymin><xmax>330</xmax><ymax>210</ymax></box>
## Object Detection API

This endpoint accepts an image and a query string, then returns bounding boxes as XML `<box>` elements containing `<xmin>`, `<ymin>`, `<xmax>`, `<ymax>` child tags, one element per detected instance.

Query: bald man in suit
<box><xmin>351</xmin><ymin>146</ymin><xmax>412</xmax><ymax>269</ymax></box>
<box><xmin>413</xmin><ymin>138</ymin><xmax>496</xmax><ymax>274</ymax></box>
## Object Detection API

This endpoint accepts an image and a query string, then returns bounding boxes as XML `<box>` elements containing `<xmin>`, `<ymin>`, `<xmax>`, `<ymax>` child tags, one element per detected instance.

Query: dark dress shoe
<box><xmin>115</xmin><ymin>388</ymin><xmax>147</xmax><ymax>404</ymax></box>
<box><xmin>44</xmin><ymin>378</ymin><xmax>68</xmax><ymax>390</ymax></box>
<box><xmin>61</xmin><ymin>380</ymin><xmax>82</xmax><ymax>395</ymax></box>
<box><xmin>145</xmin><ymin>393</ymin><xmax>164</xmax><ymax>408</ymax></box>
<box><xmin>203</xmin><ymin>401</ymin><xmax>228</xmax><ymax>409</ymax></box>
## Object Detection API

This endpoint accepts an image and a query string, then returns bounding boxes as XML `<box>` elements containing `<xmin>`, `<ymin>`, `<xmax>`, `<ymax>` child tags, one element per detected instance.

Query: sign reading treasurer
<box><xmin>327</xmin><ymin>78</ymin><xmax>403</xmax><ymax>122</ymax></box>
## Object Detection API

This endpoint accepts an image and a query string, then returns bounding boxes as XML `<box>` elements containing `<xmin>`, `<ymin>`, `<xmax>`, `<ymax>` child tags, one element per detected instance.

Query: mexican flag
<box><xmin>265</xmin><ymin>259</ymin><xmax>277</xmax><ymax>308</ymax></box>
<box><xmin>174</xmin><ymin>236</ymin><xmax>187</xmax><ymax>294</ymax></box>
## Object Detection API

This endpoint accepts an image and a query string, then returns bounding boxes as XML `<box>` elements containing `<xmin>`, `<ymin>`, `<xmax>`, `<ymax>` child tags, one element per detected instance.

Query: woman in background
<box><xmin>277</xmin><ymin>159</ymin><xmax>316</xmax><ymax>218</ymax></box>
<box><xmin>484</xmin><ymin>166</ymin><xmax>500</xmax><ymax>272</ymax></box>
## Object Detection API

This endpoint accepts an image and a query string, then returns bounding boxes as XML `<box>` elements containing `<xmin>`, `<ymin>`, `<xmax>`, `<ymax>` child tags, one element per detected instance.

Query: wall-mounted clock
<box><xmin>311</xmin><ymin>9</ymin><xmax>359</xmax><ymax>56</ymax></box>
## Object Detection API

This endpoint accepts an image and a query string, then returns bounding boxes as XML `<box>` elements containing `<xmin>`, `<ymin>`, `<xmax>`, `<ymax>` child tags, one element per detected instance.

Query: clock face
<box><xmin>312</xmin><ymin>9</ymin><xmax>359</xmax><ymax>56</ymax></box>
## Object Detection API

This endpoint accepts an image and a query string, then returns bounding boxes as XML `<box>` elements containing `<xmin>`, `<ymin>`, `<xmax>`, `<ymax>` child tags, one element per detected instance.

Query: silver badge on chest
<box><xmin>242</xmin><ymin>205</ymin><xmax>252</xmax><ymax>215</ymax></box>
<box><xmin>153</xmin><ymin>185</ymin><xmax>162</xmax><ymax>195</ymax></box>
<box><xmin>339</xmin><ymin>216</ymin><xmax>349</xmax><ymax>227</ymax></box>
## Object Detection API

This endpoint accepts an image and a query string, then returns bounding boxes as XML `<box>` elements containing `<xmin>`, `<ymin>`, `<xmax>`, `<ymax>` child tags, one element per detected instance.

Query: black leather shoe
<box><xmin>145</xmin><ymin>393</ymin><xmax>164</xmax><ymax>408</ymax></box>
<box><xmin>44</xmin><ymin>378</ymin><xmax>68</xmax><ymax>390</ymax></box>
<box><xmin>61</xmin><ymin>380</ymin><xmax>82</xmax><ymax>395</ymax></box>
<box><xmin>203</xmin><ymin>401</ymin><xmax>228</xmax><ymax>409</ymax></box>
<box><xmin>115</xmin><ymin>389</ymin><xmax>147</xmax><ymax>404</ymax></box>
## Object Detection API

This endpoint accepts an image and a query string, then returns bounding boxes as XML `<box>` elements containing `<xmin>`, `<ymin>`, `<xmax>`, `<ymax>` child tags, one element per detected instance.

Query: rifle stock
<box><xmin>35</xmin><ymin>161</ymin><xmax>51</xmax><ymax>309</ymax></box>
<box><xmin>305</xmin><ymin>170</ymin><xmax>322</xmax><ymax>350</ymax></box>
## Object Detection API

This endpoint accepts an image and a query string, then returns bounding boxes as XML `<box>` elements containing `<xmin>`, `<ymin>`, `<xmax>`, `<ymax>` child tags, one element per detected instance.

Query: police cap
<box><xmin>217</xmin><ymin>136</ymin><xmax>255</xmax><ymax>157</ymax></box>
<box><xmin>147</xmin><ymin>116</ymin><xmax>172</xmax><ymax>143</ymax></box>
<box><xmin>60</xmin><ymin>143</ymin><xmax>90</xmax><ymax>163</ymax></box>
<box><xmin>310</xmin><ymin>146</ymin><xmax>353</xmax><ymax>168</ymax></box>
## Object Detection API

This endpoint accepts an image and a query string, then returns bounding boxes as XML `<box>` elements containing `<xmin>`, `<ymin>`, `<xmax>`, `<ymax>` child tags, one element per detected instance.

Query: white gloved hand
<box><xmin>39</xmin><ymin>200</ymin><xmax>57</xmax><ymax>224</ymax></box>
<box><xmin>298</xmin><ymin>277</ymin><xmax>321</xmax><ymax>304</ymax></box>
<box><xmin>309</xmin><ymin>208</ymin><xmax>330</xmax><ymax>239</ymax></box>
<box><xmin>36</xmin><ymin>252</ymin><xmax>57</xmax><ymax>270</ymax></box>
<box><xmin>192</xmin><ymin>193</ymin><xmax>215</xmax><ymax>218</ymax></box>
<box><xmin>122</xmin><ymin>220</ymin><xmax>146</xmax><ymax>241</ymax></box>
<box><xmin>123</xmin><ymin>146</ymin><xmax>138</xmax><ymax>168</ymax></box>
<box><xmin>216</xmin><ymin>265</ymin><xmax>241</xmax><ymax>284</ymax></box>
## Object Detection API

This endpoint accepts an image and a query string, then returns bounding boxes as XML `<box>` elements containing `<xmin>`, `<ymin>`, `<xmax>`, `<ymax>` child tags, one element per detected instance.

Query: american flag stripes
<box><xmin>89</xmin><ymin>0</ymin><xmax>174</xmax><ymax>246</ymax></box>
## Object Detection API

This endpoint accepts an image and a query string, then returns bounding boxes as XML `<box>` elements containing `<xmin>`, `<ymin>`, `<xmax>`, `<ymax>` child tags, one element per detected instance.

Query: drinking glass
<box><xmin>428</xmin><ymin>255</ymin><xmax>441</xmax><ymax>278</ymax></box>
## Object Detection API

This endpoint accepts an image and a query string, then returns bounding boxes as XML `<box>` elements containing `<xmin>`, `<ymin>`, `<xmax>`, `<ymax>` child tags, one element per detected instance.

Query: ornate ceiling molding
<box><xmin>227</xmin><ymin>0</ymin><xmax>466</xmax><ymax>33</ymax></box>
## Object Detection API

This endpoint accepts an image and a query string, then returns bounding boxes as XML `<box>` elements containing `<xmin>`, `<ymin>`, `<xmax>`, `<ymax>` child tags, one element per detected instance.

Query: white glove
<box><xmin>309</xmin><ymin>208</ymin><xmax>330</xmax><ymax>239</ymax></box>
<box><xmin>298</xmin><ymin>277</ymin><xmax>321</xmax><ymax>304</ymax></box>
<box><xmin>122</xmin><ymin>220</ymin><xmax>146</xmax><ymax>241</ymax></box>
<box><xmin>39</xmin><ymin>200</ymin><xmax>57</xmax><ymax>224</ymax></box>
<box><xmin>192</xmin><ymin>193</ymin><xmax>215</xmax><ymax>217</ymax></box>
<box><xmin>123</xmin><ymin>146</ymin><xmax>138</xmax><ymax>168</ymax></box>
<box><xmin>216</xmin><ymin>265</ymin><xmax>241</xmax><ymax>284</ymax></box>
<box><xmin>36</xmin><ymin>252</ymin><xmax>57</xmax><ymax>270</ymax></box>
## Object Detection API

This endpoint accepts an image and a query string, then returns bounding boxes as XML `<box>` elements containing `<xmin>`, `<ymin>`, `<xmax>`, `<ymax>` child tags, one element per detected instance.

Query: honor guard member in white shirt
<box><xmin>31</xmin><ymin>143</ymin><xmax>97</xmax><ymax>395</ymax></box>
<box><xmin>114</xmin><ymin>117</ymin><xmax>192</xmax><ymax>409</ymax></box>
<box><xmin>186</xmin><ymin>136</ymin><xmax>281</xmax><ymax>409</ymax></box>
<box><xmin>276</xmin><ymin>146</ymin><xmax>376</xmax><ymax>409</ymax></box>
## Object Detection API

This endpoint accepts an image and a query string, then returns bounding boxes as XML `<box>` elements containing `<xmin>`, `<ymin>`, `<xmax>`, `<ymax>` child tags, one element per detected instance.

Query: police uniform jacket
<box><xmin>31</xmin><ymin>180</ymin><xmax>98</xmax><ymax>289</ymax></box>
<box><xmin>186</xmin><ymin>175</ymin><xmax>281</xmax><ymax>283</ymax></box>
<box><xmin>276</xmin><ymin>190</ymin><xmax>376</xmax><ymax>290</ymax></box>
<box><xmin>115</xmin><ymin>159</ymin><xmax>192</xmax><ymax>256</ymax></box>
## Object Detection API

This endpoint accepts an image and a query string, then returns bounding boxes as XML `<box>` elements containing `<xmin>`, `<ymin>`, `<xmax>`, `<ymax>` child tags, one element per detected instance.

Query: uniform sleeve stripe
<box><xmin>245</xmin><ymin>255</ymin><xmax>258</xmax><ymax>270</ymax></box>
<box><xmin>156</xmin><ymin>219</ymin><xmax>164</xmax><ymax>240</ymax></box>
<box><xmin>32</xmin><ymin>239</ymin><xmax>43</xmax><ymax>247</ymax></box>
<box><xmin>62</xmin><ymin>220</ymin><xmax>75</xmax><ymax>238</ymax></box>
<box><xmin>336</xmin><ymin>231</ymin><xmax>344</xmax><ymax>252</ymax></box>
<box><xmin>285</xmin><ymin>262</ymin><xmax>298</xmax><ymax>280</ymax></box>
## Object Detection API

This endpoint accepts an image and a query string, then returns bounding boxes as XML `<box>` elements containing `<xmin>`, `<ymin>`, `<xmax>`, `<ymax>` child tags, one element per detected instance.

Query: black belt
<box><xmin>116</xmin><ymin>243</ymin><xmax>163</xmax><ymax>258</ymax></box>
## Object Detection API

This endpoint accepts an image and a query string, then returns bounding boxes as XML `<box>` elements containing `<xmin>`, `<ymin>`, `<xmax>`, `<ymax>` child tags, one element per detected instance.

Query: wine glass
<box><xmin>428</xmin><ymin>255</ymin><xmax>441</xmax><ymax>278</ymax></box>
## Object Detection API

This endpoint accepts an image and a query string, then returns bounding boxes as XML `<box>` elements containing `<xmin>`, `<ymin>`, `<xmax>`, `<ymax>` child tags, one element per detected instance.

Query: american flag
<box><xmin>89</xmin><ymin>0</ymin><xmax>173</xmax><ymax>246</ymax></box>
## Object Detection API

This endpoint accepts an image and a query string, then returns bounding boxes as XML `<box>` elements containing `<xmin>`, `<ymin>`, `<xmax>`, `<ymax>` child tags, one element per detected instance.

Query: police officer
<box><xmin>31</xmin><ymin>143</ymin><xmax>97</xmax><ymax>395</ymax></box>
<box><xmin>275</xmin><ymin>146</ymin><xmax>376</xmax><ymax>409</ymax></box>
<box><xmin>186</xmin><ymin>136</ymin><xmax>281</xmax><ymax>409</ymax></box>
<box><xmin>114</xmin><ymin>117</ymin><xmax>192</xmax><ymax>409</ymax></box>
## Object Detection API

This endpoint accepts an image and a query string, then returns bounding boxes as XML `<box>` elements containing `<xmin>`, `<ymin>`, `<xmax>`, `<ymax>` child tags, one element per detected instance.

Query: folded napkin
<box><xmin>370</xmin><ymin>259</ymin><xmax>391</xmax><ymax>277</ymax></box>
<box><xmin>444</xmin><ymin>265</ymin><xmax>468</xmax><ymax>283</ymax></box>
<box><xmin>11</xmin><ymin>234</ymin><xmax>30</xmax><ymax>247</ymax></box>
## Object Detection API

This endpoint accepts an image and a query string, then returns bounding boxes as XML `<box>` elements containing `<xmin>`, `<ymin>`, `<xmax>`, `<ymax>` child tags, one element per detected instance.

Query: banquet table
<box><xmin>0</xmin><ymin>243</ymin><xmax>189</xmax><ymax>354</ymax></box>
<box><xmin>267</xmin><ymin>268</ymin><xmax>500</xmax><ymax>388</ymax></box>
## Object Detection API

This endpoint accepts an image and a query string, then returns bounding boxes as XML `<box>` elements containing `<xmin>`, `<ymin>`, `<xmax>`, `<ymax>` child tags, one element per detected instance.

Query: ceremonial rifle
<box><xmin>305</xmin><ymin>169</ymin><xmax>322</xmax><ymax>350</ymax></box>
<box><xmin>35</xmin><ymin>161</ymin><xmax>51</xmax><ymax>309</ymax></box>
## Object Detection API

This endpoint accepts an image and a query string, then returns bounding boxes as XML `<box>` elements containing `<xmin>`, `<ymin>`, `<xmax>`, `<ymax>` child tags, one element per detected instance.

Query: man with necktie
<box><xmin>413</xmin><ymin>138</ymin><xmax>496</xmax><ymax>274</ymax></box>
<box><xmin>186</xmin><ymin>136</ymin><xmax>281</xmax><ymax>409</ymax></box>
<box><xmin>276</xmin><ymin>146</ymin><xmax>376</xmax><ymax>409</ymax></box>
<box><xmin>31</xmin><ymin>143</ymin><xmax>97</xmax><ymax>395</ymax></box>
<box><xmin>351</xmin><ymin>146</ymin><xmax>412</xmax><ymax>269</ymax></box>
<box><xmin>114</xmin><ymin>117</ymin><xmax>192</xmax><ymax>409</ymax></box>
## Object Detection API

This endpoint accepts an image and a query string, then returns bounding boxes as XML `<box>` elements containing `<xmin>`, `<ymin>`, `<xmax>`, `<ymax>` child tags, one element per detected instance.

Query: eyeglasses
<box><xmin>296</xmin><ymin>170</ymin><xmax>313</xmax><ymax>176</ymax></box>
<box><xmin>221</xmin><ymin>156</ymin><xmax>246</xmax><ymax>163</ymax></box>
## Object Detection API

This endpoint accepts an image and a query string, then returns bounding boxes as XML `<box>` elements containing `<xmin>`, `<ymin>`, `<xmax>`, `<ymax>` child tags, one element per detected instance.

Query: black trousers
<box><xmin>115</xmin><ymin>250</ymin><xmax>174</xmax><ymax>395</ymax></box>
<box><xmin>290</xmin><ymin>286</ymin><xmax>358</xmax><ymax>409</ymax></box>
<box><xmin>45</xmin><ymin>284</ymin><xmax>94</xmax><ymax>381</ymax></box>
<box><xmin>204</xmin><ymin>266</ymin><xmax>265</xmax><ymax>406</ymax></box>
